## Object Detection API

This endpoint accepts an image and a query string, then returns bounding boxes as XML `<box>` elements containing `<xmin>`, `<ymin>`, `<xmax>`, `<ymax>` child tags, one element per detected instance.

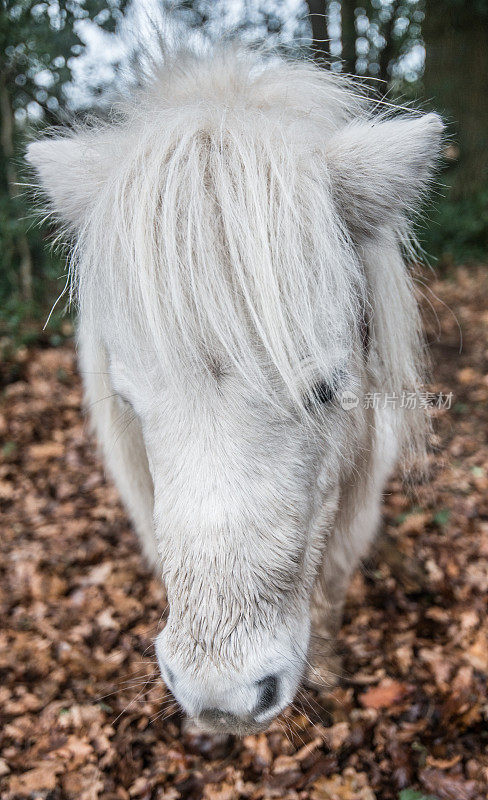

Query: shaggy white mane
<box><xmin>29</xmin><ymin>47</ymin><xmax>442</xmax><ymax>455</ymax></box>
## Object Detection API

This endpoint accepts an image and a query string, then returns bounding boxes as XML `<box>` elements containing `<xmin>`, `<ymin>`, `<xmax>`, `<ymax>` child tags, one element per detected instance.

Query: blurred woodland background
<box><xmin>0</xmin><ymin>0</ymin><xmax>487</xmax><ymax>342</ymax></box>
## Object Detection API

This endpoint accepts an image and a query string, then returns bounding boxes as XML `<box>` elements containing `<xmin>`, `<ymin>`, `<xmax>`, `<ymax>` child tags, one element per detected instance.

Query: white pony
<box><xmin>27</xmin><ymin>48</ymin><xmax>443</xmax><ymax>735</ymax></box>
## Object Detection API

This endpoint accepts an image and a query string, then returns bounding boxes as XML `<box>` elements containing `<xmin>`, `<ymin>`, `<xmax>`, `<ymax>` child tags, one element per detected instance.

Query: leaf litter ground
<box><xmin>1</xmin><ymin>266</ymin><xmax>487</xmax><ymax>800</ymax></box>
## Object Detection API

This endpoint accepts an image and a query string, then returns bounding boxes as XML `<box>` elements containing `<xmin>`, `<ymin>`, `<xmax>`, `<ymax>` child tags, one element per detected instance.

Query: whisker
<box><xmin>95</xmin><ymin>679</ymin><xmax>160</xmax><ymax>702</ymax></box>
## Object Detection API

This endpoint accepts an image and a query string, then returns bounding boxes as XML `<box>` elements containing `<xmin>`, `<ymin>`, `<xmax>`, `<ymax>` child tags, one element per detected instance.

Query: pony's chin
<box><xmin>191</xmin><ymin>712</ymin><xmax>274</xmax><ymax>736</ymax></box>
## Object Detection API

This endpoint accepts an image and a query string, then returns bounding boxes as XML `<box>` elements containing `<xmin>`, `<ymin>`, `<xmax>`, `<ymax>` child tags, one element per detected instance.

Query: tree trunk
<box><xmin>0</xmin><ymin>72</ymin><xmax>33</xmax><ymax>302</ymax></box>
<box><xmin>378</xmin><ymin>0</ymin><xmax>400</xmax><ymax>88</ymax></box>
<box><xmin>340</xmin><ymin>0</ymin><xmax>357</xmax><ymax>74</ymax></box>
<box><xmin>422</xmin><ymin>2</ymin><xmax>488</xmax><ymax>198</ymax></box>
<box><xmin>306</xmin><ymin>0</ymin><xmax>329</xmax><ymax>63</ymax></box>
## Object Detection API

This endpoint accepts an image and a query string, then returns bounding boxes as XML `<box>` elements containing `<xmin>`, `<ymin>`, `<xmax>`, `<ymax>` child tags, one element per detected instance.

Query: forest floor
<box><xmin>1</xmin><ymin>265</ymin><xmax>487</xmax><ymax>800</ymax></box>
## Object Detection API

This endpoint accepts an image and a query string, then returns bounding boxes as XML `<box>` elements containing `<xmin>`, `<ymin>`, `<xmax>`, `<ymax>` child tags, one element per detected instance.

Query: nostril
<box><xmin>256</xmin><ymin>674</ymin><xmax>279</xmax><ymax>713</ymax></box>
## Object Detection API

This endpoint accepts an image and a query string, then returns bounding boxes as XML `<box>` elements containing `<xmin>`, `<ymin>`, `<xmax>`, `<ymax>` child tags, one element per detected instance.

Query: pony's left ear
<box><xmin>326</xmin><ymin>113</ymin><xmax>444</xmax><ymax>241</ymax></box>
<box><xmin>26</xmin><ymin>133</ymin><xmax>109</xmax><ymax>229</ymax></box>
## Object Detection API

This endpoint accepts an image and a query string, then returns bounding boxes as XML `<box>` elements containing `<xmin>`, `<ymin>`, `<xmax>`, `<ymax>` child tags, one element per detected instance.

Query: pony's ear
<box><xmin>326</xmin><ymin>113</ymin><xmax>444</xmax><ymax>240</ymax></box>
<box><xmin>26</xmin><ymin>134</ymin><xmax>108</xmax><ymax>229</ymax></box>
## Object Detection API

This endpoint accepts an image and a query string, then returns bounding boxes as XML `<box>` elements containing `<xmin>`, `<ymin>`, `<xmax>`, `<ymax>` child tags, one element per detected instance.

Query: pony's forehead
<box><xmin>122</xmin><ymin>48</ymin><xmax>361</xmax><ymax>139</ymax></box>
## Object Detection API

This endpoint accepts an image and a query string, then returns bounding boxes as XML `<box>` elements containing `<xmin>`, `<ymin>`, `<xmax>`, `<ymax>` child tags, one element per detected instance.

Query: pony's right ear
<box><xmin>26</xmin><ymin>134</ymin><xmax>107</xmax><ymax>229</ymax></box>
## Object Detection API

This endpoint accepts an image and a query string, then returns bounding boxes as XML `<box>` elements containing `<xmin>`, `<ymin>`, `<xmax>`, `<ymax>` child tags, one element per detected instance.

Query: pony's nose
<box><xmin>155</xmin><ymin>621</ymin><xmax>309</xmax><ymax>734</ymax></box>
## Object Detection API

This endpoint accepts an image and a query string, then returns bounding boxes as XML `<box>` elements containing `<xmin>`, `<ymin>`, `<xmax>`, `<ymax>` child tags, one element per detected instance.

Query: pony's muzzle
<box><xmin>158</xmin><ymin>655</ymin><xmax>283</xmax><ymax>734</ymax></box>
<box><xmin>155</xmin><ymin>616</ymin><xmax>310</xmax><ymax>734</ymax></box>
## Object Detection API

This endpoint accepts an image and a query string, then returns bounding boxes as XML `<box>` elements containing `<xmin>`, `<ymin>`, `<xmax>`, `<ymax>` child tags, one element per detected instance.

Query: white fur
<box><xmin>27</xmin><ymin>47</ymin><xmax>443</xmax><ymax>734</ymax></box>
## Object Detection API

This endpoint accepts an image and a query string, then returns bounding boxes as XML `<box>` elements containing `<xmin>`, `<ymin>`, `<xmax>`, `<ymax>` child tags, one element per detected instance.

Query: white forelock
<box><xmin>28</xmin><ymin>48</ymin><xmax>442</xmax><ymax>453</ymax></box>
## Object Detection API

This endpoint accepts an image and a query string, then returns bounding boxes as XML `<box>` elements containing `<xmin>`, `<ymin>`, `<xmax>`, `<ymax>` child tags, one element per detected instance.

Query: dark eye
<box><xmin>305</xmin><ymin>367</ymin><xmax>347</xmax><ymax>410</ymax></box>
<box><xmin>309</xmin><ymin>380</ymin><xmax>335</xmax><ymax>405</ymax></box>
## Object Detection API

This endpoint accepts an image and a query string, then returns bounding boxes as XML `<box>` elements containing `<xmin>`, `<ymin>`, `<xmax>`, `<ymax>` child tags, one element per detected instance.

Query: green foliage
<box><xmin>420</xmin><ymin>187</ymin><xmax>488</xmax><ymax>265</ymax></box>
<box><xmin>399</xmin><ymin>790</ymin><xmax>439</xmax><ymax>800</ymax></box>
<box><xmin>335</xmin><ymin>0</ymin><xmax>426</xmax><ymax>84</ymax></box>
<box><xmin>161</xmin><ymin>0</ymin><xmax>309</xmax><ymax>54</ymax></box>
<box><xmin>0</xmin><ymin>0</ymin><xmax>126</xmax><ymax>332</ymax></box>
<box><xmin>433</xmin><ymin>508</ymin><xmax>450</xmax><ymax>527</ymax></box>
<box><xmin>0</xmin><ymin>287</ymin><xmax>69</xmax><ymax>344</ymax></box>
<box><xmin>1</xmin><ymin>1</ymin><xmax>125</xmax><ymax>122</ymax></box>
<box><xmin>424</xmin><ymin>0</ymin><xmax>488</xmax><ymax>23</ymax></box>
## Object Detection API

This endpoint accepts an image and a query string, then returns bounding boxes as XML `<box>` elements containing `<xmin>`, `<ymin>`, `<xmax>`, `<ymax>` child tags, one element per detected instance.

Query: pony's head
<box><xmin>27</xmin><ymin>49</ymin><xmax>443</xmax><ymax>734</ymax></box>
